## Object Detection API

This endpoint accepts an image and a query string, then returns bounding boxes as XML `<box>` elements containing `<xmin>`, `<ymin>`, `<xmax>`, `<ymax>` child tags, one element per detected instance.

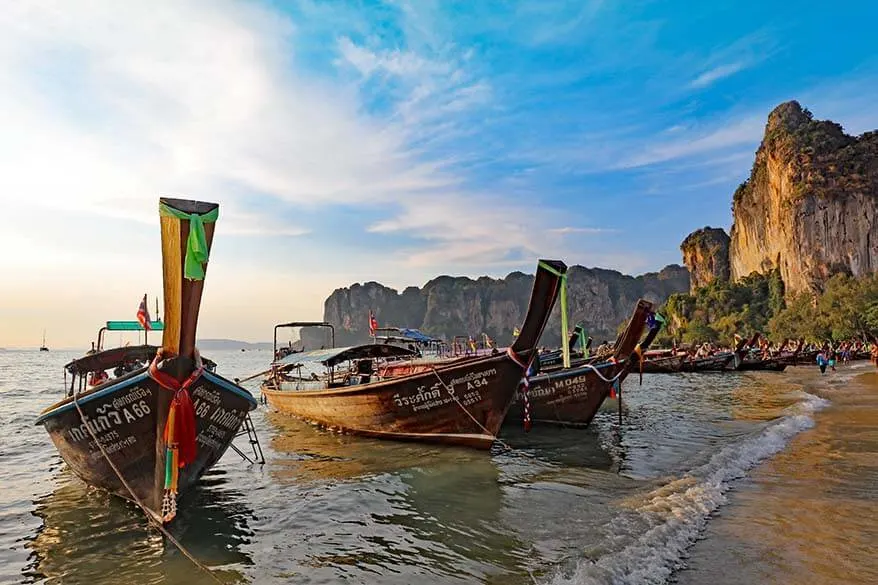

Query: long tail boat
<box><xmin>681</xmin><ymin>352</ymin><xmax>735</xmax><ymax>372</ymax></box>
<box><xmin>735</xmin><ymin>333</ymin><xmax>789</xmax><ymax>372</ymax></box>
<box><xmin>775</xmin><ymin>338</ymin><xmax>806</xmax><ymax>366</ymax></box>
<box><xmin>533</xmin><ymin>324</ymin><xmax>591</xmax><ymax>370</ymax></box>
<box><xmin>637</xmin><ymin>350</ymin><xmax>686</xmax><ymax>373</ymax></box>
<box><xmin>504</xmin><ymin>299</ymin><xmax>661</xmax><ymax>427</ymax></box>
<box><xmin>36</xmin><ymin>198</ymin><xmax>258</xmax><ymax>523</ymax></box>
<box><xmin>737</xmin><ymin>356</ymin><xmax>788</xmax><ymax>372</ymax></box>
<box><xmin>261</xmin><ymin>260</ymin><xmax>568</xmax><ymax>449</ymax></box>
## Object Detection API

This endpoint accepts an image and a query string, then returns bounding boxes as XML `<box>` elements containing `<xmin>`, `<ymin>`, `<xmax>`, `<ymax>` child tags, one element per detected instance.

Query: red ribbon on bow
<box><xmin>150</xmin><ymin>353</ymin><xmax>202</xmax><ymax>467</ymax></box>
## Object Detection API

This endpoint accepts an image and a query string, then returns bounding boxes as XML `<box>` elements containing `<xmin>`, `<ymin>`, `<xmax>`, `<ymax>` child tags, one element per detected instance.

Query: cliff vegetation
<box><xmin>729</xmin><ymin>100</ymin><xmax>878</xmax><ymax>294</ymax></box>
<box><xmin>680</xmin><ymin>226</ymin><xmax>731</xmax><ymax>292</ymax></box>
<box><xmin>659</xmin><ymin>270</ymin><xmax>878</xmax><ymax>345</ymax></box>
<box><xmin>670</xmin><ymin>99</ymin><xmax>878</xmax><ymax>345</ymax></box>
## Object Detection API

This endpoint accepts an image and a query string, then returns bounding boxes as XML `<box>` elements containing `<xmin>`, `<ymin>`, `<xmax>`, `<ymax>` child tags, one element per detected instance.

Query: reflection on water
<box><xmin>3</xmin><ymin>350</ymin><xmax>878</xmax><ymax>585</ymax></box>
<box><xmin>24</xmin><ymin>468</ymin><xmax>255</xmax><ymax>585</ymax></box>
<box><xmin>264</xmin><ymin>410</ymin><xmax>533</xmax><ymax>583</ymax></box>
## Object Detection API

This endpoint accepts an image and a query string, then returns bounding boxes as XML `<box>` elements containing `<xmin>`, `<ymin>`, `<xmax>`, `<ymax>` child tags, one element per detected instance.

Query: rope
<box><xmin>506</xmin><ymin>347</ymin><xmax>534</xmax><ymax>431</ymax></box>
<box><xmin>233</xmin><ymin>368</ymin><xmax>272</xmax><ymax>384</ymax></box>
<box><xmin>428</xmin><ymin>367</ymin><xmax>511</xmax><ymax>451</ymax></box>
<box><xmin>71</xmin><ymin>368</ymin><xmax>225</xmax><ymax>584</ymax></box>
<box><xmin>575</xmin><ymin>359</ymin><xmax>629</xmax><ymax>384</ymax></box>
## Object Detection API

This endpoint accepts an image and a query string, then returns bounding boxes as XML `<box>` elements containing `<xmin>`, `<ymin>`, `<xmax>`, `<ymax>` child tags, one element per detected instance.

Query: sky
<box><xmin>1</xmin><ymin>0</ymin><xmax>877</xmax><ymax>348</ymax></box>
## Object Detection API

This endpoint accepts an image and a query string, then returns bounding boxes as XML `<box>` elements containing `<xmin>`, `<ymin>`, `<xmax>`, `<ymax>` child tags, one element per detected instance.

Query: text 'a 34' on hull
<box><xmin>261</xmin><ymin>260</ymin><xmax>569</xmax><ymax>449</ymax></box>
<box><xmin>35</xmin><ymin>198</ymin><xmax>260</xmax><ymax>523</ymax></box>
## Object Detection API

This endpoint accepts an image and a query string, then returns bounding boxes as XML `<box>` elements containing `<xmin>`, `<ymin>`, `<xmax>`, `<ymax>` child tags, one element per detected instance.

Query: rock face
<box><xmin>681</xmin><ymin>227</ymin><xmax>731</xmax><ymax>292</ymax></box>
<box><xmin>730</xmin><ymin>100</ymin><xmax>878</xmax><ymax>293</ymax></box>
<box><xmin>321</xmin><ymin>264</ymin><xmax>689</xmax><ymax>347</ymax></box>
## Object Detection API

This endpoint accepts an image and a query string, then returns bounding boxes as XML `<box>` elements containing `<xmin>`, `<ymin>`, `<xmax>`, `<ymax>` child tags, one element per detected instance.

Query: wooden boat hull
<box><xmin>36</xmin><ymin>369</ymin><xmax>257</xmax><ymax>518</ymax></box>
<box><xmin>737</xmin><ymin>359</ymin><xmax>788</xmax><ymax>372</ymax></box>
<box><xmin>778</xmin><ymin>350</ymin><xmax>821</xmax><ymax>366</ymax></box>
<box><xmin>377</xmin><ymin>356</ymin><xmax>467</xmax><ymax>378</ymax></box>
<box><xmin>680</xmin><ymin>353</ymin><xmax>735</xmax><ymax>372</ymax></box>
<box><xmin>639</xmin><ymin>354</ymin><xmax>685</xmax><ymax>373</ymax></box>
<box><xmin>505</xmin><ymin>361</ymin><xmax>628</xmax><ymax>426</ymax></box>
<box><xmin>263</xmin><ymin>355</ymin><xmax>524</xmax><ymax>449</ymax></box>
<box><xmin>504</xmin><ymin>299</ymin><xmax>656</xmax><ymax>427</ymax></box>
<box><xmin>263</xmin><ymin>258</ymin><xmax>570</xmax><ymax>449</ymax></box>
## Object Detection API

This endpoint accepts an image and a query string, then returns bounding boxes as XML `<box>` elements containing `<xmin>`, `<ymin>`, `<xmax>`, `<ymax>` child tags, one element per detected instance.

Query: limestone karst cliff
<box><xmin>680</xmin><ymin>227</ymin><xmax>731</xmax><ymax>292</ymax></box>
<box><xmin>320</xmin><ymin>264</ymin><xmax>689</xmax><ymax>347</ymax></box>
<box><xmin>730</xmin><ymin>100</ymin><xmax>878</xmax><ymax>293</ymax></box>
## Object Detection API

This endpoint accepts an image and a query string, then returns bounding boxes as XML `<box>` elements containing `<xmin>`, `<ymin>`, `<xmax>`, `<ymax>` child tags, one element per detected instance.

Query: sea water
<box><xmin>1</xmin><ymin>350</ymin><xmax>875</xmax><ymax>584</ymax></box>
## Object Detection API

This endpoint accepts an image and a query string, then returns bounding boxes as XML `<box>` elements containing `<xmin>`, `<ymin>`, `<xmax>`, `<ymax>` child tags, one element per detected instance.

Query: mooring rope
<box><xmin>505</xmin><ymin>347</ymin><xmax>535</xmax><ymax>431</ymax></box>
<box><xmin>427</xmin><ymin>367</ymin><xmax>512</xmax><ymax>451</ymax></box>
<box><xmin>71</xmin><ymin>371</ymin><xmax>226</xmax><ymax>584</ymax></box>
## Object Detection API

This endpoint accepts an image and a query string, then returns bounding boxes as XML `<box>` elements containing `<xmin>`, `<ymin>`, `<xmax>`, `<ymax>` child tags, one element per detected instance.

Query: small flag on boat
<box><xmin>137</xmin><ymin>294</ymin><xmax>151</xmax><ymax>330</ymax></box>
<box><xmin>368</xmin><ymin>310</ymin><xmax>378</xmax><ymax>336</ymax></box>
<box><xmin>609</xmin><ymin>379</ymin><xmax>620</xmax><ymax>400</ymax></box>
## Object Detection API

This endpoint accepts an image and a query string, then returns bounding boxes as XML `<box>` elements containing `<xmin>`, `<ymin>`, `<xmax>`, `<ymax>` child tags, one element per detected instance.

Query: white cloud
<box><xmin>618</xmin><ymin>115</ymin><xmax>765</xmax><ymax>168</ymax></box>
<box><xmin>337</xmin><ymin>36</ymin><xmax>446</xmax><ymax>79</ymax></box>
<box><xmin>689</xmin><ymin>62</ymin><xmax>747</xmax><ymax>89</ymax></box>
<box><xmin>367</xmin><ymin>194</ymin><xmax>567</xmax><ymax>268</ymax></box>
<box><xmin>0</xmin><ymin>0</ymin><xmax>589</xmax><ymax>346</ymax></box>
<box><xmin>335</xmin><ymin>34</ymin><xmax>491</xmax><ymax>130</ymax></box>
<box><xmin>549</xmin><ymin>226</ymin><xmax>615</xmax><ymax>235</ymax></box>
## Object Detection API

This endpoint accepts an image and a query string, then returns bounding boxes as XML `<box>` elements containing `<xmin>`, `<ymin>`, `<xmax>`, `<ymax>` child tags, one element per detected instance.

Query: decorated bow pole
<box><xmin>538</xmin><ymin>260</ymin><xmax>571</xmax><ymax>369</ymax></box>
<box><xmin>155</xmin><ymin>197</ymin><xmax>219</xmax><ymax>522</ymax></box>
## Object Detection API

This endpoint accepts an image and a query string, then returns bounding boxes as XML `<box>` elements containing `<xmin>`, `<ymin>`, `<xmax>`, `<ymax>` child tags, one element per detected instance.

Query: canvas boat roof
<box><xmin>275</xmin><ymin>344</ymin><xmax>417</xmax><ymax>368</ymax></box>
<box><xmin>65</xmin><ymin>344</ymin><xmax>216</xmax><ymax>375</ymax></box>
<box><xmin>374</xmin><ymin>327</ymin><xmax>440</xmax><ymax>343</ymax></box>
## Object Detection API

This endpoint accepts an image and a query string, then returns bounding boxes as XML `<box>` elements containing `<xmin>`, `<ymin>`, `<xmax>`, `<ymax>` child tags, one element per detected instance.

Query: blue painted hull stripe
<box><xmin>202</xmin><ymin>371</ymin><xmax>258</xmax><ymax>407</ymax></box>
<box><xmin>35</xmin><ymin>373</ymin><xmax>149</xmax><ymax>425</ymax></box>
<box><xmin>36</xmin><ymin>370</ymin><xmax>257</xmax><ymax>425</ymax></box>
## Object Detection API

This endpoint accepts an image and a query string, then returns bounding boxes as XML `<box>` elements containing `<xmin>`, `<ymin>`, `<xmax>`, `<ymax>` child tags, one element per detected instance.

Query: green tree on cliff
<box><xmin>769</xmin><ymin>273</ymin><xmax>878</xmax><ymax>342</ymax></box>
<box><xmin>658</xmin><ymin>269</ymin><xmax>783</xmax><ymax>345</ymax></box>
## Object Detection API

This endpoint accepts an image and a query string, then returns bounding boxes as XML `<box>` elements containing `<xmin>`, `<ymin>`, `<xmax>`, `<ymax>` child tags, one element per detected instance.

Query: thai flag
<box><xmin>137</xmin><ymin>294</ymin><xmax>151</xmax><ymax>330</ymax></box>
<box><xmin>368</xmin><ymin>310</ymin><xmax>378</xmax><ymax>336</ymax></box>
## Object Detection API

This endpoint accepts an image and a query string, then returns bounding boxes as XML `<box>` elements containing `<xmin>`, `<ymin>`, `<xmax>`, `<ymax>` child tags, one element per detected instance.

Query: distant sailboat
<box><xmin>40</xmin><ymin>330</ymin><xmax>49</xmax><ymax>352</ymax></box>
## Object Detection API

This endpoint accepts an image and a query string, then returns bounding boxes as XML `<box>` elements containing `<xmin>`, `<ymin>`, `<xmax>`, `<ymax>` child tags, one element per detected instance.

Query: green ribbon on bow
<box><xmin>538</xmin><ymin>261</ymin><xmax>570</xmax><ymax>369</ymax></box>
<box><xmin>580</xmin><ymin>328</ymin><xmax>589</xmax><ymax>358</ymax></box>
<box><xmin>159</xmin><ymin>202</ymin><xmax>219</xmax><ymax>280</ymax></box>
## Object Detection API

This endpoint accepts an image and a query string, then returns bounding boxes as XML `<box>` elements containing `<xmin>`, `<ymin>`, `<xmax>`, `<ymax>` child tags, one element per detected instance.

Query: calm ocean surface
<box><xmin>1</xmin><ymin>349</ymin><xmax>876</xmax><ymax>584</ymax></box>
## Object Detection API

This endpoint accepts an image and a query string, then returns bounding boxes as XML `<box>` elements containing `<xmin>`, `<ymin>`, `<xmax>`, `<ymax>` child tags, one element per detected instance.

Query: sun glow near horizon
<box><xmin>1</xmin><ymin>0</ymin><xmax>877</xmax><ymax>347</ymax></box>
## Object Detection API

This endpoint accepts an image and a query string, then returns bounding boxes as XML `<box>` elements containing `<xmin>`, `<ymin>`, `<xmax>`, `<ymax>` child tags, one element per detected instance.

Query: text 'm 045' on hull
<box><xmin>506</xmin><ymin>299</ymin><xmax>660</xmax><ymax>427</ymax></box>
<box><xmin>262</xmin><ymin>260</ymin><xmax>568</xmax><ymax>449</ymax></box>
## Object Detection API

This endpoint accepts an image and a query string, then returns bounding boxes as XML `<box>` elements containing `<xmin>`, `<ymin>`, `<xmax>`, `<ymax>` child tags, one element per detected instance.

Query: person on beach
<box><xmin>816</xmin><ymin>351</ymin><xmax>828</xmax><ymax>374</ymax></box>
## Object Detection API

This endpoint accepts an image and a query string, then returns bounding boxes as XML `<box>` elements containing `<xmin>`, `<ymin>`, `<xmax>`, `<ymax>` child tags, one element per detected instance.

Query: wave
<box><xmin>548</xmin><ymin>392</ymin><xmax>830</xmax><ymax>585</ymax></box>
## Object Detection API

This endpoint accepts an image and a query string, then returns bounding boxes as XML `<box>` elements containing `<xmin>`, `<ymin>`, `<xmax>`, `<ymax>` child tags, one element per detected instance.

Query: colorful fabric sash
<box><xmin>158</xmin><ymin>202</ymin><xmax>218</xmax><ymax>280</ymax></box>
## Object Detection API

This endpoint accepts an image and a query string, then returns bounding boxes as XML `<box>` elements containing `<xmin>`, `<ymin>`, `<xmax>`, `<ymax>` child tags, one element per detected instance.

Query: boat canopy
<box><xmin>374</xmin><ymin>327</ymin><xmax>440</xmax><ymax>343</ymax></box>
<box><xmin>396</xmin><ymin>328</ymin><xmax>439</xmax><ymax>343</ymax></box>
<box><xmin>66</xmin><ymin>344</ymin><xmax>216</xmax><ymax>375</ymax></box>
<box><xmin>276</xmin><ymin>344</ymin><xmax>417</xmax><ymax>368</ymax></box>
<box><xmin>66</xmin><ymin>345</ymin><xmax>159</xmax><ymax>375</ymax></box>
<box><xmin>105</xmin><ymin>320</ymin><xmax>164</xmax><ymax>331</ymax></box>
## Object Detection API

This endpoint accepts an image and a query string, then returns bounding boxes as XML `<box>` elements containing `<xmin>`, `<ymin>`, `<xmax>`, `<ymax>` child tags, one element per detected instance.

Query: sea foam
<box><xmin>548</xmin><ymin>392</ymin><xmax>829</xmax><ymax>585</ymax></box>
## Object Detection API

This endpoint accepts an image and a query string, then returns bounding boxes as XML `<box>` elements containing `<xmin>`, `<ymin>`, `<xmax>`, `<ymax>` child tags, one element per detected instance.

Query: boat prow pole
<box><xmin>158</xmin><ymin>197</ymin><xmax>219</xmax><ymax>379</ymax></box>
<box><xmin>510</xmin><ymin>259</ymin><xmax>568</xmax><ymax>360</ymax></box>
